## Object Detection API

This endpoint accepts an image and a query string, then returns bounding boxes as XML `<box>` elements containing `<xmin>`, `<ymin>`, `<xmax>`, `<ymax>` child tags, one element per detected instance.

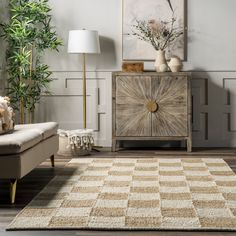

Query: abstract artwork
<box><xmin>123</xmin><ymin>0</ymin><xmax>186</xmax><ymax>60</ymax></box>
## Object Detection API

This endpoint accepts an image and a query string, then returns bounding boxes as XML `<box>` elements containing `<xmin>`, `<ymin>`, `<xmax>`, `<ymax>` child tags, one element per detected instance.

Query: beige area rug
<box><xmin>7</xmin><ymin>158</ymin><xmax>236</xmax><ymax>231</ymax></box>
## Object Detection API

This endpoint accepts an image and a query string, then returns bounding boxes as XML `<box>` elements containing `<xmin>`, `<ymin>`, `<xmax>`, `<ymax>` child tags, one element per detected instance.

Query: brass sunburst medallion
<box><xmin>146</xmin><ymin>100</ymin><xmax>158</xmax><ymax>113</ymax></box>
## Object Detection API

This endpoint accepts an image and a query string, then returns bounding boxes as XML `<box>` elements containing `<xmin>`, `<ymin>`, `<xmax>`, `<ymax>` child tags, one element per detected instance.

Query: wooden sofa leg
<box><xmin>50</xmin><ymin>155</ymin><xmax>55</xmax><ymax>167</ymax></box>
<box><xmin>10</xmin><ymin>179</ymin><xmax>17</xmax><ymax>204</ymax></box>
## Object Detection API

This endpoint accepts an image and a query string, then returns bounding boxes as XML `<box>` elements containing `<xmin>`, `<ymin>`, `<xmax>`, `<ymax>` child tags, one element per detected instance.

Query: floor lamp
<box><xmin>68</xmin><ymin>29</ymin><xmax>100</xmax><ymax>129</ymax></box>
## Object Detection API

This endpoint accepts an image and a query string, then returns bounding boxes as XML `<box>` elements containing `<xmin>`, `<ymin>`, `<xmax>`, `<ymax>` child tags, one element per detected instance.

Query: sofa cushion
<box><xmin>0</xmin><ymin>128</ymin><xmax>42</xmax><ymax>155</ymax></box>
<box><xmin>15</xmin><ymin>122</ymin><xmax>58</xmax><ymax>140</ymax></box>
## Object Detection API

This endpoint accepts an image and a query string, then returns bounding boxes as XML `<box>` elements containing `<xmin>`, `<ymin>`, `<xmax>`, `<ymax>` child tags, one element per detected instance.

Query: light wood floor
<box><xmin>0</xmin><ymin>149</ymin><xmax>236</xmax><ymax>236</ymax></box>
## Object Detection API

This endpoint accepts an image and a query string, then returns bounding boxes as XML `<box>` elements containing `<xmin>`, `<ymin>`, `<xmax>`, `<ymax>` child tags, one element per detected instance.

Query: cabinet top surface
<box><xmin>112</xmin><ymin>71</ymin><xmax>192</xmax><ymax>76</ymax></box>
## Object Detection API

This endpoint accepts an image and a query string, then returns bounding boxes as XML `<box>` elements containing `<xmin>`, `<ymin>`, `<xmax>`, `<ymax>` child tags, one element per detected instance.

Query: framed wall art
<box><xmin>122</xmin><ymin>0</ymin><xmax>187</xmax><ymax>61</ymax></box>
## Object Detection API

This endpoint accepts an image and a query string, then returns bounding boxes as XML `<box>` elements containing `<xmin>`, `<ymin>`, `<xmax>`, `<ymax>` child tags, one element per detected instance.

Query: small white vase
<box><xmin>154</xmin><ymin>50</ymin><xmax>168</xmax><ymax>72</ymax></box>
<box><xmin>168</xmin><ymin>56</ymin><xmax>183</xmax><ymax>72</ymax></box>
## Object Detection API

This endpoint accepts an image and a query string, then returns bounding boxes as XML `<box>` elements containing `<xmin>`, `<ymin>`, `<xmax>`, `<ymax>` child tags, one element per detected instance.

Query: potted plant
<box><xmin>0</xmin><ymin>0</ymin><xmax>62</xmax><ymax>123</ymax></box>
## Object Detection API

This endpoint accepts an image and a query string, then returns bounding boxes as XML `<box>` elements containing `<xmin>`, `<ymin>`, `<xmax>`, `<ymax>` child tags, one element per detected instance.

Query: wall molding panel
<box><xmin>192</xmin><ymin>72</ymin><xmax>236</xmax><ymax>147</ymax></box>
<box><xmin>191</xmin><ymin>77</ymin><xmax>209</xmax><ymax>145</ymax></box>
<box><xmin>35</xmin><ymin>71</ymin><xmax>112</xmax><ymax>147</ymax></box>
<box><xmin>1</xmin><ymin>70</ymin><xmax>236</xmax><ymax>147</ymax></box>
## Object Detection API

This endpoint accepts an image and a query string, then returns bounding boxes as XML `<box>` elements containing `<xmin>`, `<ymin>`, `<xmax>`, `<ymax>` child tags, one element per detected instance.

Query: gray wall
<box><xmin>1</xmin><ymin>0</ymin><xmax>236</xmax><ymax>147</ymax></box>
<box><xmin>45</xmin><ymin>0</ymin><xmax>236</xmax><ymax>71</ymax></box>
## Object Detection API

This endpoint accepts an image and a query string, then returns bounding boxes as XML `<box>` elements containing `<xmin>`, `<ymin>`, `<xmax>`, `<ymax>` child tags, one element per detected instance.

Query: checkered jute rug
<box><xmin>7</xmin><ymin>158</ymin><xmax>236</xmax><ymax>231</ymax></box>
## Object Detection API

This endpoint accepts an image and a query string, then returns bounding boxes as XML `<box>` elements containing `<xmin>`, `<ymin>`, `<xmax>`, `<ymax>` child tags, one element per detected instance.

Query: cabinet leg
<box><xmin>187</xmin><ymin>139</ymin><xmax>192</xmax><ymax>152</ymax></box>
<box><xmin>112</xmin><ymin>140</ymin><xmax>116</xmax><ymax>152</ymax></box>
<box><xmin>10</xmin><ymin>179</ymin><xmax>17</xmax><ymax>204</ymax></box>
<box><xmin>50</xmin><ymin>155</ymin><xmax>55</xmax><ymax>167</ymax></box>
<box><xmin>112</xmin><ymin>140</ymin><xmax>120</xmax><ymax>152</ymax></box>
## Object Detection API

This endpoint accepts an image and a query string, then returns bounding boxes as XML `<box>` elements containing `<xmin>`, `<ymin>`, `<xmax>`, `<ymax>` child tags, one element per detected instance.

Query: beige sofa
<box><xmin>0</xmin><ymin>122</ymin><xmax>59</xmax><ymax>204</ymax></box>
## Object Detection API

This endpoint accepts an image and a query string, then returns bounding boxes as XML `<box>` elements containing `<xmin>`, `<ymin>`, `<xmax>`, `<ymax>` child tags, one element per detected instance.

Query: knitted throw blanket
<box><xmin>0</xmin><ymin>96</ymin><xmax>14</xmax><ymax>134</ymax></box>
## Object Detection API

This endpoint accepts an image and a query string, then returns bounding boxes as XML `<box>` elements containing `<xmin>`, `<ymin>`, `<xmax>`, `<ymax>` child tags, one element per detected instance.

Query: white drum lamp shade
<box><xmin>68</xmin><ymin>30</ymin><xmax>100</xmax><ymax>54</ymax></box>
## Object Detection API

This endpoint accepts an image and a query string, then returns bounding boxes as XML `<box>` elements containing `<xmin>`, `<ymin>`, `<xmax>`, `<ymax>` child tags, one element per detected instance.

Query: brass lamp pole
<box><xmin>68</xmin><ymin>30</ymin><xmax>100</xmax><ymax>129</ymax></box>
<box><xmin>82</xmin><ymin>53</ymin><xmax>87</xmax><ymax>129</ymax></box>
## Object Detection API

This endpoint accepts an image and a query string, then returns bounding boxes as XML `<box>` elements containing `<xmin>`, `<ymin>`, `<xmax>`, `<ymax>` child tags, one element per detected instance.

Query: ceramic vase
<box><xmin>168</xmin><ymin>56</ymin><xmax>183</xmax><ymax>72</ymax></box>
<box><xmin>154</xmin><ymin>50</ymin><xmax>168</xmax><ymax>72</ymax></box>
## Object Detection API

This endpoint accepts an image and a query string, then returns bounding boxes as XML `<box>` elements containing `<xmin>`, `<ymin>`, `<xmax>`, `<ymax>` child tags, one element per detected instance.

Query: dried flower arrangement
<box><xmin>132</xmin><ymin>16</ymin><xmax>183</xmax><ymax>51</ymax></box>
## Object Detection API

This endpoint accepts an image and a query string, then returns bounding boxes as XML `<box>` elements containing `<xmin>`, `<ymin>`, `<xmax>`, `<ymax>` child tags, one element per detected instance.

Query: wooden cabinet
<box><xmin>112</xmin><ymin>72</ymin><xmax>192</xmax><ymax>152</ymax></box>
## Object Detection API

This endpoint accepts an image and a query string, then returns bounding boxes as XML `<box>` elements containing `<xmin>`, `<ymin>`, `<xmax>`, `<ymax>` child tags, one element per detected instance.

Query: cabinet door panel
<box><xmin>116</xmin><ymin>76</ymin><xmax>151</xmax><ymax>136</ymax></box>
<box><xmin>151</xmin><ymin>76</ymin><xmax>188</xmax><ymax>136</ymax></box>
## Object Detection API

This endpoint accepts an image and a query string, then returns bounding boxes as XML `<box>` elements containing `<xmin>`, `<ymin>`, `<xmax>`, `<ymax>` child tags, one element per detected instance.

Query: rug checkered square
<box><xmin>7</xmin><ymin>158</ymin><xmax>236</xmax><ymax>230</ymax></box>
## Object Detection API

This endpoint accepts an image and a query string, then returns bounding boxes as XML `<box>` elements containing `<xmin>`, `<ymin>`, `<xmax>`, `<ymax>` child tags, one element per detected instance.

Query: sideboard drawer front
<box><xmin>151</xmin><ymin>76</ymin><xmax>188</xmax><ymax>137</ymax></box>
<box><xmin>115</xmin><ymin>76</ymin><xmax>152</xmax><ymax>137</ymax></box>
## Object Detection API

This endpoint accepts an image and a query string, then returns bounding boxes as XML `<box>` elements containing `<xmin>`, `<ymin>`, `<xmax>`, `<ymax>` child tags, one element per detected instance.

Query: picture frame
<box><xmin>122</xmin><ymin>0</ymin><xmax>187</xmax><ymax>61</ymax></box>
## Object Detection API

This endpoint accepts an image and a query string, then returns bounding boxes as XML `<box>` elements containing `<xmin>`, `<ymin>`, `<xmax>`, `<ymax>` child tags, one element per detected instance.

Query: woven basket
<box><xmin>57</xmin><ymin>129</ymin><xmax>94</xmax><ymax>156</ymax></box>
